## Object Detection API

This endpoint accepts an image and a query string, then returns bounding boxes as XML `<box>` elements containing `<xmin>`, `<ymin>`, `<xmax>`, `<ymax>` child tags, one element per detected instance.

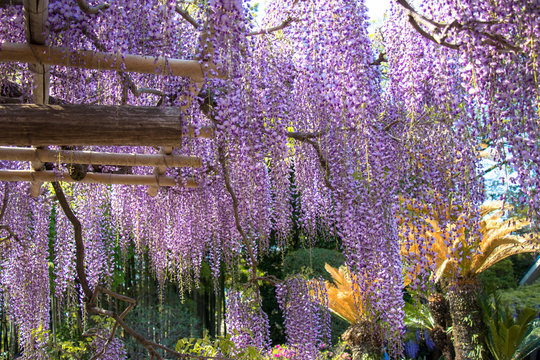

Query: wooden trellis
<box><xmin>0</xmin><ymin>0</ymin><xmax>217</xmax><ymax>196</ymax></box>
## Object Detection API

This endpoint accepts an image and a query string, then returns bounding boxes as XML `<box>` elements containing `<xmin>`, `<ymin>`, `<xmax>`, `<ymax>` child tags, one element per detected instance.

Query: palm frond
<box><xmin>399</xmin><ymin>200</ymin><xmax>539</xmax><ymax>282</ymax></box>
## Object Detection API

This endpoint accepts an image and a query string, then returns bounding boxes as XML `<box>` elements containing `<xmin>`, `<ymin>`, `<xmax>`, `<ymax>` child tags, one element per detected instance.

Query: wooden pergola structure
<box><xmin>0</xmin><ymin>0</ymin><xmax>216</xmax><ymax>197</ymax></box>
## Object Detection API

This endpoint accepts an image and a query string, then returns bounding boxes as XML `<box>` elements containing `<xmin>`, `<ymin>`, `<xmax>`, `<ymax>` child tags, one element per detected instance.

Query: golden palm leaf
<box><xmin>399</xmin><ymin>200</ymin><xmax>539</xmax><ymax>283</ymax></box>
<box><xmin>475</xmin><ymin>238</ymin><xmax>539</xmax><ymax>273</ymax></box>
<box><xmin>318</xmin><ymin>264</ymin><xmax>368</xmax><ymax>325</ymax></box>
<box><xmin>479</xmin><ymin>201</ymin><xmax>505</xmax><ymax>217</ymax></box>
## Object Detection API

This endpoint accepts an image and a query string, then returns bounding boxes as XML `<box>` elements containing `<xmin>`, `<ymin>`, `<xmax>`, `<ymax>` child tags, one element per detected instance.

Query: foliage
<box><xmin>32</xmin><ymin>315</ymin><xmax>126</xmax><ymax>360</ymax></box>
<box><xmin>176</xmin><ymin>333</ymin><xmax>265</xmax><ymax>359</ymax></box>
<box><xmin>480</xmin><ymin>294</ymin><xmax>540</xmax><ymax>360</ymax></box>
<box><xmin>497</xmin><ymin>282</ymin><xmax>540</xmax><ymax>314</ymax></box>
<box><xmin>478</xmin><ymin>253</ymin><xmax>537</xmax><ymax>293</ymax></box>
<box><xmin>267</xmin><ymin>344</ymin><xmax>296</xmax><ymax>359</ymax></box>
<box><xmin>175</xmin><ymin>336</ymin><xmax>353</xmax><ymax>360</ymax></box>
<box><xmin>514</xmin><ymin>320</ymin><xmax>540</xmax><ymax>360</ymax></box>
<box><xmin>479</xmin><ymin>259</ymin><xmax>517</xmax><ymax>293</ymax></box>
<box><xmin>283</xmin><ymin>248</ymin><xmax>345</xmax><ymax>281</ymax></box>
<box><xmin>319</xmin><ymin>264</ymin><xmax>366</xmax><ymax>324</ymax></box>
<box><xmin>400</xmin><ymin>200</ymin><xmax>539</xmax><ymax>282</ymax></box>
<box><xmin>403</xmin><ymin>301</ymin><xmax>436</xmax><ymax>332</ymax></box>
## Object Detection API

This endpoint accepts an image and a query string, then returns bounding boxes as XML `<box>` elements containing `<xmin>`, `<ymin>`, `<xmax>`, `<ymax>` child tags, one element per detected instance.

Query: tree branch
<box><xmin>175</xmin><ymin>4</ymin><xmax>200</xmax><ymax>29</ymax></box>
<box><xmin>247</xmin><ymin>16</ymin><xmax>294</xmax><ymax>36</ymax></box>
<box><xmin>481</xmin><ymin>160</ymin><xmax>509</xmax><ymax>176</ymax></box>
<box><xmin>286</xmin><ymin>131</ymin><xmax>324</xmax><ymax>141</ymax></box>
<box><xmin>217</xmin><ymin>145</ymin><xmax>259</xmax><ymax>281</ymax></box>
<box><xmin>51</xmin><ymin>182</ymin><xmax>94</xmax><ymax>301</ymax></box>
<box><xmin>0</xmin><ymin>224</ymin><xmax>18</xmax><ymax>241</ymax></box>
<box><xmin>370</xmin><ymin>52</ymin><xmax>387</xmax><ymax>66</ymax></box>
<box><xmin>76</xmin><ymin>0</ymin><xmax>109</xmax><ymax>14</ymax></box>
<box><xmin>286</xmin><ymin>132</ymin><xmax>335</xmax><ymax>191</ymax></box>
<box><xmin>80</xmin><ymin>29</ymin><xmax>165</xmax><ymax>104</ymax></box>
<box><xmin>0</xmin><ymin>183</ymin><xmax>8</xmax><ymax>222</ymax></box>
<box><xmin>0</xmin><ymin>185</ymin><xmax>20</xmax><ymax>244</ymax></box>
<box><xmin>394</xmin><ymin>0</ymin><xmax>520</xmax><ymax>52</ymax></box>
<box><xmin>117</xmin><ymin>72</ymin><xmax>164</xmax><ymax>103</ymax></box>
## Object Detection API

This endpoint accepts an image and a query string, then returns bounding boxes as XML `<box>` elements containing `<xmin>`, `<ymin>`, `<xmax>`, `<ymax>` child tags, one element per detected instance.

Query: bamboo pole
<box><xmin>24</xmin><ymin>0</ymin><xmax>50</xmax><ymax>104</ymax></box>
<box><xmin>0</xmin><ymin>42</ymin><xmax>207</xmax><ymax>82</ymax></box>
<box><xmin>24</xmin><ymin>0</ymin><xmax>50</xmax><ymax>197</ymax></box>
<box><xmin>0</xmin><ymin>104</ymin><xmax>215</xmax><ymax>146</ymax></box>
<box><xmin>0</xmin><ymin>147</ymin><xmax>202</xmax><ymax>168</ymax></box>
<box><xmin>147</xmin><ymin>146</ymin><xmax>173</xmax><ymax>197</ymax></box>
<box><xmin>0</xmin><ymin>170</ymin><xmax>198</xmax><ymax>188</ymax></box>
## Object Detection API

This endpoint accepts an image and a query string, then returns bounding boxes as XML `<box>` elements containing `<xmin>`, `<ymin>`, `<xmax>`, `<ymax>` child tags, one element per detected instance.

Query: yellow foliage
<box><xmin>316</xmin><ymin>264</ymin><xmax>367</xmax><ymax>325</ymax></box>
<box><xmin>399</xmin><ymin>200</ymin><xmax>539</xmax><ymax>283</ymax></box>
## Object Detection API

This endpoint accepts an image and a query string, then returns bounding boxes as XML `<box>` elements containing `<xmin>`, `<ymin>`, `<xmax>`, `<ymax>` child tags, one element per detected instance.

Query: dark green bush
<box><xmin>283</xmin><ymin>248</ymin><xmax>345</xmax><ymax>281</ymax></box>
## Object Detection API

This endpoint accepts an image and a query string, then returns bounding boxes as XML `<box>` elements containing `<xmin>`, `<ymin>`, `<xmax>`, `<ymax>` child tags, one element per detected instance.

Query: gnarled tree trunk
<box><xmin>447</xmin><ymin>279</ymin><xmax>486</xmax><ymax>360</ymax></box>
<box><xmin>342</xmin><ymin>321</ymin><xmax>383</xmax><ymax>360</ymax></box>
<box><xmin>428</xmin><ymin>293</ymin><xmax>455</xmax><ymax>360</ymax></box>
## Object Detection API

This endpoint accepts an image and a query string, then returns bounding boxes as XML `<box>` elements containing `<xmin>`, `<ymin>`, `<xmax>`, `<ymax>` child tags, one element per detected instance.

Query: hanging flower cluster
<box><xmin>0</xmin><ymin>180</ymin><xmax>50</xmax><ymax>357</ymax></box>
<box><xmin>225</xmin><ymin>289</ymin><xmax>271</xmax><ymax>351</ymax></box>
<box><xmin>275</xmin><ymin>277</ymin><xmax>331</xmax><ymax>359</ymax></box>
<box><xmin>0</xmin><ymin>0</ymin><xmax>538</xmax><ymax>358</ymax></box>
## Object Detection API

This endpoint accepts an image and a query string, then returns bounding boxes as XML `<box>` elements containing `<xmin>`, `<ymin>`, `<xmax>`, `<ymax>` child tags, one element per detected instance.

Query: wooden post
<box><xmin>24</xmin><ymin>0</ymin><xmax>50</xmax><ymax>197</ymax></box>
<box><xmin>0</xmin><ymin>104</ymin><xmax>215</xmax><ymax>146</ymax></box>
<box><xmin>147</xmin><ymin>146</ymin><xmax>173</xmax><ymax>197</ymax></box>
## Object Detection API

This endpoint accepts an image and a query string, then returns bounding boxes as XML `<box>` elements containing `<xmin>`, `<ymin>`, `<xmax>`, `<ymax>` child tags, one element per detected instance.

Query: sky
<box><xmin>365</xmin><ymin>0</ymin><xmax>391</xmax><ymax>23</ymax></box>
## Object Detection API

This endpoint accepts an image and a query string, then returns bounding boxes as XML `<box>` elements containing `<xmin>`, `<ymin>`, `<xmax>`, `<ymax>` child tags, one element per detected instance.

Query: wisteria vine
<box><xmin>0</xmin><ymin>0</ymin><xmax>538</xmax><ymax>358</ymax></box>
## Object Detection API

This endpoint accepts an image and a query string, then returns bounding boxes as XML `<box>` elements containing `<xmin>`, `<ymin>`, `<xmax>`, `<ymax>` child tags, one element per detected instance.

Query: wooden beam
<box><xmin>0</xmin><ymin>170</ymin><xmax>198</xmax><ymax>188</ymax></box>
<box><xmin>145</xmin><ymin>81</ymin><xmax>203</xmax><ymax>197</ymax></box>
<box><xmin>0</xmin><ymin>42</ymin><xmax>207</xmax><ymax>82</ymax></box>
<box><xmin>0</xmin><ymin>104</ymin><xmax>215</xmax><ymax>146</ymax></box>
<box><xmin>0</xmin><ymin>147</ymin><xmax>202</xmax><ymax>168</ymax></box>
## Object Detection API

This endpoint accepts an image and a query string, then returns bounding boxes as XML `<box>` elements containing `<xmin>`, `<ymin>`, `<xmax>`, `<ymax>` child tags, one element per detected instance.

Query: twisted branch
<box><xmin>175</xmin><ymin>4</ymin><xmax>200</xmax><ymax>29</ymax></box>
<box><xmin>286</xmin><ymin>131</ymin><xmax>335</xmax><ymax>191</ymax></box>
<box><xmin>51</xmin><ymin>182</ymin><xmax>93</xmax><ymax>300</ymax></box>
<box><xmin>248</xmin><ymin>17</ymin><xmax>294</xmax><ymax>36</ymax></box>
<box><xmin>217</xmin><ymin>145</ymin><xmax>259</xmax><ymax>282</ymax></box>
<box><xmin>0</xmin><ymin>184</ymin><xmax>20</xmax><ymax>244</ymax></box>
<box><xmin>52</xmin><ymin>182</ymin><xmax>230</xmax><ymax>359</ymax></box>
<box><xmin>370</xmin><ymin>52</ymin><xmax>387</xmax><ymax>66</ymax></box>
<box><xmin>395</xmin><ymin>0</ymin><xmax>521</xmax><ymax>52</ymax></box>
<box><xmin>0</xmin><ymin>183</ymin><xmax>8</xmax><ymax>222</ymax></box>
<box><xmin>79</xmin><ymin>29</ymin><xmax>164</xmax><ymax>104</ymax></box>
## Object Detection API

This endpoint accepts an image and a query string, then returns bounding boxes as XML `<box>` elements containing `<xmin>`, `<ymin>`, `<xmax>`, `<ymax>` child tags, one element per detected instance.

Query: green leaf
<box><xmin>481</xmin><ymin>294</ymin><xmax>539</xmax><ymax>360</ymax></box>
<box><xmin>513</xmin><ymin>320</ymin><xmax>540</xmax><ymax>360</ymax></box>
<box><xmin>403</xmin><ymin>301</ymin><xmax>435</xmax><ymax>331</ymax></box>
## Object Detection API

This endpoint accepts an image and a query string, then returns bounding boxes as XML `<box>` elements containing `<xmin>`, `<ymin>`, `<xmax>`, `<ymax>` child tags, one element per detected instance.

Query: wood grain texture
<box><xmin>0</xmin><ymin>104</ymin><xmax>215</xmax><ymax>146</ymax></box>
